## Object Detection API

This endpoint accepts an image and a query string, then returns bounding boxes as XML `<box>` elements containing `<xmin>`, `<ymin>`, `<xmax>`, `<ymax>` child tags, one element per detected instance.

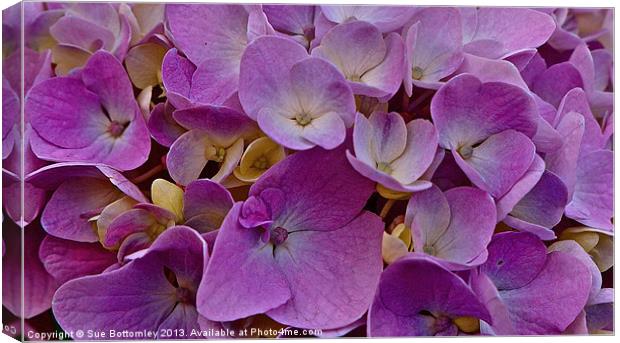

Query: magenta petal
<box><xmin>52</xmin><ymin>226</ymin><xmax>206</xmax><ymax>333</ymax></box>
<box><xmin>463</xmin><ymin>8</ymin><xmax>555</xmax><ymax>58</ymax></box>
<box><xmin>183</xmin><ymin>179</ymin><xmax>234</xmax><ymax>232</ymax></box>
<box><xmin>41</xmin><ymin>178</ymin><xmax>122</xmax><ymax>242</ymax></box>
<box><xmin>431</xmin><ymin>74</ymin><xmax>538</xmax><ymax>149</ymax></box>
<box><xmin>161</xmin><ymin>48</ymin><xmax>196</xmax><ymax>109</ymax></box>
<box><xmin>505</xmin><ymin>171</ymin><xmax>568</xmax><ymax>240</ymax></box>
<box><xmin>39</xmin><ymin>235</ymin><xmax>117</xmax><ymax>284</ymax></box>
<box><xmin>196</xmin><ymin>203</ymin><xmax>291</xmax><ymax>321</ymax></box>
<box><xmin>239</xmin><ymin>36</ymin><xmax>308</xmax><ymax>121</ymax></box>
<box><xmin>319</xmin><ymin>5</ymin><xmax>416</xmax><ymax>33</ymax></box>
<box><xmin>251</xmin><ymin>145</ymin><xmax>375</xmax><ymax>232</ymax></box>
<box><xmin>368</xmin><ymin>255</ymin><xmax>490</xmax><ymax>337</ymax></box>
<box><xmin>495</xmin><ymin>154</ymin><xmax>545</xmax><ymax>221</ymax></box>
<box><xmin>166</xmin><ymin>130</ymin><xmax>209</xmax><ymax>186</ymax></box>
<box><xmin>147</xmin><ymin>102</ymin><xmax>186</xmax><ymax>147</ymax></box>
<box><xmin>409</xmin><ymin>185</ymin><xmax>496</xmax><ymax>269</ymax></box>
<box><xmin>267</xmin><ymin>211</ymin><xmax>383</xmax><ymax>329</ymax></box>
<box><xmin>3</xmin><ymin>225</ymin><xmax>58</xmax><ymax>319</ymax></box>
<box><xmin>405</xmin><ymin>8</ymin><xmax>463</xmax><ymax>88</ymax></box>
<box><xmin>545</xmin><ymin>111</ymin><xmax>585</xmax><ymax>196</ymax></box>
<box><xmin>453</xmin><ymin>130</ymin><xmax>536</xmax><ymax>198</ymax></box>
<box><xmin>566</xmin><ymin>149</ymin><xmax>613</xmax><ymax>233</ymax></box>
<box><xmin>476</xmin><ymin>232</ymin><xmax>592</xmax><ymax>335</ymax></box>
<box><xmin>531</xmin><ymin>62</ymin><xmax>584</xmax><ymax>108</ymax></box>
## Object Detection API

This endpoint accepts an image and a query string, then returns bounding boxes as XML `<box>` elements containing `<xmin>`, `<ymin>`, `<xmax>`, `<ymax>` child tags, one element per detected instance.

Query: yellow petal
<box><xmin>590</xmin><ymin>233</ymin><xmax>613</xmax><ymax>272</ymax></box>
<box><xmin>137</xmin><ymin>86</ymin><xmax>153</xmax><ymax>116</ymax></box>
<box><xmin>234</xmin><ymin>137</ymin><xmax>285</xmax><ymax>183</ymax></box>
<box><xmin>559</xmin><ymin>228</ymin><xmax>600</xmax><ymax>252</ymax></box>
<box><xmin>96</xmin><ymin>196</ymin><xmax>138</xmax><ymax>249</ymax></box>
<box><xmin>125</xmin><ymin>43</ymin><xmax>168</xmax><ymax>89</ymax></box>
<box><xmin>131</xmin><ymin>4</ymin><xmax>165</xmax><ymax>37</ymax></box>
<box><xmin>52</xmin><ymin>45</ymin><xmax>91</xmax><ymax>75</ymax></box>
<box><xmin>392</xmin><ymin>223</ymin><xmax>412</xmax><ymax>249</ymax></box>
<box><xmin>453</xmin><ymin>316</ymin><xmax>480</xmax><ymax>333</ymax></box>
<box><xmin>382</xmin><ymin>232</ymin><xmax>408</xmax><ymax>264</ymax></box>
<box><xmin>376</xmin><ymin>183</ymin><xmax>411</xmax><ymax>200</ymax></box>
<box><xmin>151</xmin><ymin>179</ymin><xmax>184</xmax><ymax>222</ymax></box>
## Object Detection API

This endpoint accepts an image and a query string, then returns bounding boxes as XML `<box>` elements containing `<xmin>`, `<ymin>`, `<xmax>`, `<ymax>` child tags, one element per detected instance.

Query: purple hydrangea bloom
<box><xmin>312</xmin><ymin>20</ymin><xmax>405</xmax><ymax>99</ymax></box>
<box><xmin>405</xmin><ymin>185</ymin><xmax>496</xmax><ymax>270</ymax></box>
<box><xmin>164</xmin><ymin>4</ymin><xmax>272</xmax><ymax>109</ymax></box>
<box><xmin>431</xmin><ymin>74</ymin><xmax>539</xmax><ymax>199</ymax></box>
<box><xmin>239</xmin><ymin>36</ymin><xmax>355</xmax><ymax>150</ymax></box>
<box><xmin>197</xmin><ymin>145</ymin><xmax>384</xmax><ymax>329</ymax></box>
<box><xmin>471</xmin><ymin>232</ymin><xmax>591</xmax><ymax>334</ymax></box>
<box><xmin>52</xmin><ymin>226</ymin><xmax>208</xmax><ymax>334</ymax></box>
<box><xmin>368</xmin><ymin>254</ymin><xmax>491</xmax><ymax>336</ymax></box>
<box><xmin>49</xmin><ymin>3</ymin><xmax>132</xmax><ymax>74</ymax></box>
<box><xmin>27</xmin><ymin>51</ymin><xmax>151</xmax><ymax>170</ymax></box>
<box><xmin>460</xmin><ymin>8</ymin><xmax>555</xmax><ymax>59</ymax></box>
<box><xmin>27</xmin><ymin>163</ymin><xmax>148</xmax><ymax>242</ymax></box>
<box><xmin>166</xmin><ymin>105</ymin><xmax>258</xmax><ymax>185</ymax></box>
<box><xmin>347</xmin><ymin>112</ymin><xmax>438</xmax><ymax>192</ymax></box>
<box><xmin>403</xmin><ymin>7</ymin><xmax>464</xmax><ymax>92</ymax></box>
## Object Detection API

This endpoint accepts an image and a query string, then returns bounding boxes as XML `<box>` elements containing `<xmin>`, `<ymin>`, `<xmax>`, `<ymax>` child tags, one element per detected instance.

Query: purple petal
<box><xmin>267</xmin><ymin>211</ymin><xmax>383</xmax><ymax>329</ymax></box>
<box><xmin>250</xmin><ymin>145</ymin><xmax>375</xmax><ymax>232</ymax></box>
<box><xmin>368</xmin><ymin>255</ymin><xmax>490</xmax><ymax>337</ymax></box>
<box><xmin>566</xmin><ymin>150</ymin><xmax>613</xmax><ymax>233</ymax></box>
<box><xmin>184</xmin><ymin>179</ymin><xmax>234</xmax><ymax>233</ymax></box>
<box><xmin>463</xmin><ymin>8</ymin><xmax>555</xmax><ymax>58</ymax></box>
<box><xmin>39</xmin><ymin>235</ymin><xmax>117</xmax><ymax>284</ymax></box>
<box><xmin>52</xmin><ymin>226</ymin><xmax>206</xmax><ymax>332</ymax></box>
<box><xmin>431</xmin><ymin>74</ymin><xmax>538</xmax><ymax>149</ymax></box>
<box><xmin>453</xmin><ymin>130</ymin><xmax>536</xmax><ymax>198</ymax></box>
<box><xmin>196</xmin><ymin>203</ymin><xmax>291</xmax><ymax>321</ymax></box>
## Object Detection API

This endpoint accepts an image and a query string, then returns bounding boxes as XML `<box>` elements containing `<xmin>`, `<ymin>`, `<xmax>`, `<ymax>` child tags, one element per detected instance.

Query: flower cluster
<box><xmin>2</xmin><ymin>3</ymin><xmax>613</xmax><ymax>338</ymax></box>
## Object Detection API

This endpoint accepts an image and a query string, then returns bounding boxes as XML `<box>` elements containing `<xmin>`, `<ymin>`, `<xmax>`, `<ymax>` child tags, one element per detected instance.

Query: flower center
<box><xmin>270</xmin><ymin>226</ymin><xmax>288</xmax><ymax>245</ymax></box>
<box><xmin>458</xmin><ymin>145</ymin><xmax>473</xmax><ymax>159</ymax></box>
<box><xmin>377</xmin><ymin>162</ymin><xmax>393</xmax><ymax>174</ymax></box>
<box><xmin>412</xmin><ymin>66</ymin><xmax>424</xmax><ymax>80</ymax></box>
<box><xmin>295</xmin><ymin>112</ymin><xmax>312</xmax><ymax>126</ymax></box>
<box><xmin>175</xmin><ymin>287</ymin><xmax>194</xmax><ymax>304</ymax></box>
<box><xmin>107</xmin><ymin>121</ymin><xmax>127</xmax><ymax>138</ymax></box>
<box><xmin>423</xmin><ymin>244</ymin><xmax>436</xmax><ymax>255</ymax></box>
<box><xmin>253</xmin><ymin>156</ymin><xmax>269</xmax><ymax>170</ymax></box>
<box><xmin>206</xmin><ymin>146</ymin><xmax>227</xmax><ymax>162</ymax></box>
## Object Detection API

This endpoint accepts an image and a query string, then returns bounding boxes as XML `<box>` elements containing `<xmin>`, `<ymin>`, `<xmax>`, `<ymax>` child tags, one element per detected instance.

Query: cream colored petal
<box><xmin>151</xmin><ymin>179</ymin><xmax>184</xmax><ymax>222</ymax></box>
<box><xmin>382</xmin><ymin>232</ymin><xmax>409</xmax><ymax>264</ymax></box>
<box><xmin>125</xmin><ymin>43</ymin><xmax>167</xmax><ymax>89</ymax></box>
<box><xmin>52</xmin><ymin>45</ymin><xmax>92</xmax><ymax>75</ymax></box>
<box><xmin>96</xmin><ymin>196</ymin><xmax>138</xmax><ymax>248</ymax></box>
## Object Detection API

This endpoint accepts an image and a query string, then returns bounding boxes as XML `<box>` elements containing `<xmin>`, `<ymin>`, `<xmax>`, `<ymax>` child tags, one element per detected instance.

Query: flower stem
<box><xmin>380</xmin><ymin>199</ymin><xmax>396</xmax><ymax>219</ymax></box>
<box><xmin>130</xmin><ymin>164</ymin><xmax>165</xmax><ymax>184</ymax></box>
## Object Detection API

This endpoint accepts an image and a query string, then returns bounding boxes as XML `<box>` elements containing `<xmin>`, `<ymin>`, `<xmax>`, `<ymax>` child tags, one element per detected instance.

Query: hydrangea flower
<box><xmin>102</xmin><ymin>179</ymin><xmax>233</xmax><ymax>258</ymax></box>
<box><xmin>368</xmin><ymin>254</ymin><xmax>491</xmax><ymax>336</ymax></box>
<box><xmin>239</xmin><ymin>36</ymin><xmax>355</xmax><ymax>150</ymax></box>
<box><xmin>49</xmin><ymin>3</ymin><xmax>132</xmax><ymax>74</ymax></box>
<box><xmin>312</xmin><ymin>20</ymin><xmax>404</xmax><ymax>99</ymax></box>
<box><xmin>430</xmin><ymin>74</ymin><xmax>538</xmax><ymax>199</ymax></box>
<box><xmin>347</xmin><ymin>111</ymin><xmax>438</xmax><ymax>193</ymax></box>
<box><xmin>27</xmin><ymin>163</ymin><xmax>148</xmax><ymax>242</ymax></box>
<box><xmin>402</xmin><ymin>7</ymin><xmax>464</xmax><ymax>92</ymax></box>
<box><xmin>27</xmin><ymin>51</ymin><xmax>151</xmax><ymax>170</ymax></box>
<box><xmin>471</xmin><ymin>232</ymin><xmax>591</xmax><ymax>335</ymax></box>
<box><xmin>52</xmin><ymin>226</ymin><xmax>208</xmax><ymax>334</ymax></box>
<box><xmin>405</xmin><ymin>185</ymin><xmax>496</xmax><ymax>270</ymax></box>
<box><xmin>197</xmin><ymin>145</ymin><xmax>384</xmax><ymax>329</ymax></box>
<box><xmin>166</xmin><ymin>105</ymin><xmax>258</xmax><ymax>185</ymax></box>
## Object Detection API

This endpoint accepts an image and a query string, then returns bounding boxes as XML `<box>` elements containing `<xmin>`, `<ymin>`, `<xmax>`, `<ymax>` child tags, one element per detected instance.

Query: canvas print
<box><xmin>1</xmin><ymin>1</ymin><xmax>614</xmax><ymax>340</ymax></box>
